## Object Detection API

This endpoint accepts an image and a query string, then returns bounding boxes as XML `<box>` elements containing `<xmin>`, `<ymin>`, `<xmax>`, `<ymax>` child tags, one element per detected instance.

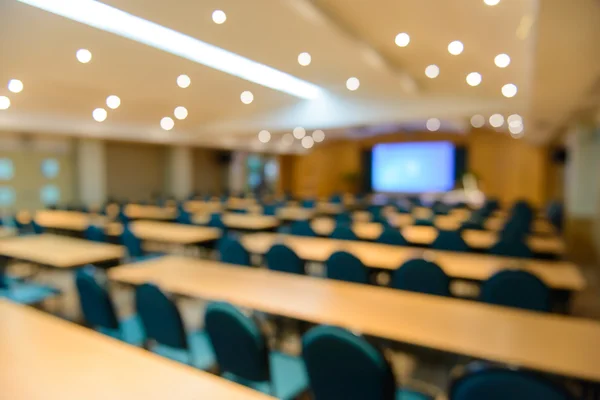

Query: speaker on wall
<box><xmin>551</xmin><ymin>147</ymin><xmax>568</xmax><ymax>165</ymax></box>
<box><xmin>216</xmin><ymin>150</ymin><xmax>232</xmax><ymax>164</ymax></box>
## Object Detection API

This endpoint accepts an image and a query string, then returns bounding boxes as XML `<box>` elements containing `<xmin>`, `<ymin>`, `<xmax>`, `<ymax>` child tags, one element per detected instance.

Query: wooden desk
<box><xmin>315</xmin><ymin>202</ymin><xmax>343</xmax><ymax>215</ymax></box>
<box><xmin>0</xmin><ymin>227</ymin><xmax>16</xmax><ymax>239</ymax></box>
<box><xmin>0</xmin><ymin>234</ymin><xmax>124</xmax><ymax>268</ymax></box>
<box><xmin>124</xmin><ymin>205</ymin><xmax>176</xmax><ymax>221</ymax></box>
<box><xmin>193</xmin><ymin>213</ymin><xmax>279</xmax><ymax>231</ymax></box>
<box><xmin>108</xmin><ymin>220</ymin><xmax>221</xmax><ymax>245</ymax></box>
<box><xmin>108</xmin><ymin>256</ymin><xmax>600</xmax><ymax>383</ymax></box>
<box><xmin>276</xmin><ymin>207</ymin><xmax>315</xmax><ymax>221</ymax></box>
<box><xmin>35</xmin><ymin>210</ymin><xmax>108</xmax><ymax>232</ymax></box>
<box><xmin>485</xmin><ymin>215</ymin><xmax>557</xmax><ymax>235</ymax></box>
<box><xmin>185</xmin><ymin>200</ymin><xmax>223</xmax><ymax>213</ymax></box>
<box><xmin>240</xmin><ymin>233</ymin><xmax>584</xmax><ymax>292</ymax></box>
<box><xmin>0</xmin><ymin>300</ymin><xmax>273</xmax><ymax>400</ymax></box>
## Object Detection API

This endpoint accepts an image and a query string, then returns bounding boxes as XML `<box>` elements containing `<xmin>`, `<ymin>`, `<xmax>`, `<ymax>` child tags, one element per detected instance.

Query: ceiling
<box><xmin>0</xmin><ymin>0</ymin><xmax>598</xmax><ymax>151</ymax></box>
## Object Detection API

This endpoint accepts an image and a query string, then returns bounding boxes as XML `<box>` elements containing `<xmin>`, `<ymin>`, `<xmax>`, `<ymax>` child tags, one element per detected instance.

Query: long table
<box><xmin>0</xmin><ymin>300</ymin><xmax>273</xmax><ymax>400</ymax></box>
<box><xmin>108</xmin><ymin>256</ymin><xmax>600</xmax><ymax>384</ymax></box>
<box><xmin>193</xmin><ymin>213</ymin><xmax>279</xmax><ymax>232</ymax></box>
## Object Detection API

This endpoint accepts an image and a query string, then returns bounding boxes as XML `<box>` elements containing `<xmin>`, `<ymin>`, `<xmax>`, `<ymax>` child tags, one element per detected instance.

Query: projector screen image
<box><xmin>371</xmin><ymin>141</ymin><xmax>456</xmax><ymax>193</ymax></box>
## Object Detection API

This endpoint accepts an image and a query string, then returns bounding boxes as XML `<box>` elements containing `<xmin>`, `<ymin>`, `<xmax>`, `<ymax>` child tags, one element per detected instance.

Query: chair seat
<box><xmin>152</xmin><ymin>330</ymin><xmax>215</xmax><ymax>370</ymax></box>
<box><xmin>97</xmin><ymin>314</ymin><xmax>146</xmax><ymax>346</ymax></box>
<box><xmin>129</xmin><ymin>253</ymin><xmax>165</xmax><ymax>263</ymax></box>
<box><xmin>396</xmin><ymin>388</ymin><xmax>434</xmax><ymax>400</ymax></box>
<box><xmin>0</xmin><ymin>282</ymin><xmax>60</xmax><ymax>305</ymax></box>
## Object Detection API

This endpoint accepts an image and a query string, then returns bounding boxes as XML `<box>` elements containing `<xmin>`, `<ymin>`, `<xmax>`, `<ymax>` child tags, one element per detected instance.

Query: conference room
<box><xmin>1</xmin><ymin>0</ymin><xmax>600</xmax><ymax>399</ymax></box>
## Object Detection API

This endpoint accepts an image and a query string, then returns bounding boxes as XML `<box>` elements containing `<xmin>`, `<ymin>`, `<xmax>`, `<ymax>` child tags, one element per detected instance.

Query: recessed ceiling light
<box><xmin>394</xmin><ymin>33</ymin><xmax>410</xmax><ymax>47</ymax></box>
<box><xmin>509</xmin><ymin>124</ymin><xmax>524</xmax><ymax>137</ymax></box>
<box><xmin>76</xmin><ymin>48</ymin><xmax>92</xmax><ymax>63</ymax></box>
<box><xmin>466</xmin><ymin>72</ymin><xmax>482</xmax><ymax>87</ymax></box>
<box><xmin>502</xmin><ymin>83</ymin><xmax>518</xmax><ymax>98</ymax></box>
<box><xmin>470</xmin><ymin>114</ymin><xmax>485</xmax><ymax>128</ymax></box>
<box><xmin>298</xmin><ymin>52</ymin><xmax>312</xmax><ymax>66</ymax></box>
<box><xmin>282</xmin><ymin>133</ymin><xmax>294</xmax><ymax>146</ymax></box>
<box><xmin>8</xmin><ymin>79</ymin><xmax>23</xmax><ymax>93</ymax></box>
<box><xmin>240</xmin><ymin>91</ymin><xmax>254</xmax><ymax>104</ymax></box>
<box><xmin>489</xmin><ymin>114</ymin><xmax>504</xmax><ymax>127</ymax></box>
<box><xmin>106</xmin><ymin>95</ymin><xmax>120</xmax><ymax>109</ymax></box>
<box><xmin>484</xmin><ymin>0</ymin><xmax>501</xmax><ymax>5</ymax></box>
<box><xmin>507</xmin><ymin>114</ymin><xmax>522</xmax><ymax>125</ymax></box>
<box><xmin>212</xmin><ymin>10</ymin><xmax>226</xmax><ymax>24</ymax></box>
<box><xmin>346</xmin><ymin>77</ymin><xmax>360</xmax><ymax>91</ymax></box>
<box><xmin>312</xmin><ymin>129</ymin><xmax>325</xmax><ymax>142</ymax></box>
<box><xmin>448</xmin><ymin>41</ymin><xmax>464</xmax><ymax>55</ymax></box>
<box><xmin>494</xmin><ymin>53</ymin><xmax>510</xmax><ymax>68</ymax></box>
<box><xmin>258</xmin><ymin>130</ymin><xmax>271</xmax><ymax>143</ymax></box>
<box><xmin>426</xmin><ymin>118</ymin><xmax>441</xmax><ymax>131</ymax></box>
<box><xmin>293</xmin><ymin>127</ymin><xmax>306</xmax><ymax>139</ymax></box>
<box><xmin>301</xmin><ymin>136</ymin><xmax>314</xmax><ymax>149</ymax></box>
<box><xmin>92</xmin><ymin>108</ymin><xmax>107</xmax><ymax>122</ymax></box>
<box><xmin>177</xmin><ymin>74</ymin><xmax>191</xmax><ymax>88</ymax></box>
<box><xmin>160</xmin><ymin>117</ymin><xmax>174</xmax><ymax>131</ymax></box>
<box><xmin>424</xmin><ymin>65</ymin><xmax>440</xmax><ymax>79</ymax></box>
<box><xmin>0</xmin><ymin>96</ymin><xmax>10</xmax><ymax>110</ymax></box>
<box><xmin>174</xmin><ymin>106</ymin><xmax>188</xmax><ymax>120</ymax></box>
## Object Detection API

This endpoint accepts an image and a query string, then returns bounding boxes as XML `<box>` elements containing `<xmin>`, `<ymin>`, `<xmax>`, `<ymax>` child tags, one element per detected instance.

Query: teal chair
<box><xmin>31</xmin><ymin>220</ymin><xmax>45</xmax><ymax>234</ymax></box>
<box><xmin>391</xmin><ymin>259</ymin><xmax>451</xmax><ymax>297</ymax></box>
<box><xmin>176</xmin><ymin>210</ymin><xmax>193</xmax><ymax>225</ymax></box>
<box><xmin>290</xmin><ymin>220</ymin><xmax>316</xmax><ymax>237</ymax></box>
<box><xmin>263</xmin><ymin>204</ymin><xmax>278</xmax><ymax>216</ymax></box>
<box><xmin>330</xmin><ymin>194</ymin><xmax>343</xmax><ymax>204</ymax></box>
<box><xmin>75</xmin><ymin>268</ymin><xmax>144</xmax><ymax>345</ymax></box>
<box><xmin>205</xmin><ymin>302</ymin><xmax>309</xmax><ymax>399</ymax></box>
<box><xmin>302</xmin><ymin>326</ymin><xmax>434</xmax><ymax>400</ymax></box>
<box><xmin>414</xmin><ymin>218</ymin><xmax>434</xmax><ymax>227</ymax></box>
<box><xmin>335</xmin><ymin>213</ymin><xmax>353</xmax><ymax>224</ymax></box>
<box><xmin>207</xmin><ymin>213</ymin><xmax>227</xmax><ymax>230</ymax></box>
<box><xmin>135</xmin><ymin>283</ymin><xmax>215</xmax><ymax>369</ymax></box>
<box><xmin>330</xmin><ymin>224</ymin><xmax>358</xmax><ymax>241</ymax></box>
<box><xmin>431</xmin><ymin>230</ymin><xmax>470</xmax><ymax>252</ymax></box>
<box><xmin>302</xmin><ymin>199</ymin><xmax>316</xmax><ymax>208</ymax></box>
<box><xmin>480</xmin><ymin>270</ymin><xmax>550</xmax><ymax>312</ymax></box>
<box><xmin>84</xmin><ymin>225</ymin><xmax>107</xmax><ymax>243</ymax></box>
<box><xmin>219</xmin><ymin>238</ymin><xmax>251</xmax><ymax>266</ymax></box>
<box><xmin>121</xmin><ymin>225</ymin><xmax>163</xmax><ymax>263</ymax></box>
<box><xmin>325</xmin><ymin>251</ymin><xmax>369</xmax><ymax>284</ymax></box>
<box><xmin>376</xmin><ymin>228</ymin><xmax>408</xmax><ymax>246</ymax></box>
<box><xmin>265</xmin><ymin>244</ymin><xmax>304</xmax><ymax>275</ymax></box>
<box><xmin>488</xmin><ymin>238</ymin><xmax>532</xmax><ymax>259</ymax></box>
<box><xmin>0</xmin><ymin>268</ymin><xmax>59</xmax><ymax>305</ymax></box>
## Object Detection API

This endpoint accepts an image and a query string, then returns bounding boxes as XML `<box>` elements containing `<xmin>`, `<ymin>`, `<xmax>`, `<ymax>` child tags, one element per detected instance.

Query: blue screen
<box><xmin>371</xmin><ymin>142</ymin><xmax>455</xmax><ymax>193</ymax></box>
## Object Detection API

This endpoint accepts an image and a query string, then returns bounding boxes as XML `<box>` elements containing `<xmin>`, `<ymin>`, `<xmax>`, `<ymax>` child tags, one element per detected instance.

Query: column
<box><xmin>166</xmin><ymin>146</ymin><xmax>193</xmax><ymax>200</ymax></box>
<box><xmin>76</xmin><ymin>139</ymin><xmax>107</xmax><ymax>207</ymax></box>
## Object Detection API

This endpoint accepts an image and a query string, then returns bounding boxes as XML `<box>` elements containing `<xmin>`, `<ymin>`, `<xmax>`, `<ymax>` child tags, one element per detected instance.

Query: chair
<box><xmin>265</xmin><ymin>244</ymin><xmax>304</xmax><ymax>275</ymax></box>
<box><xmin>335</xmin><ymin>212</ymin><xmax>353</xmax><ymax>224</ymax></box>
<box><xmin>121</xmin><ymin>225</ymin><xmax>162</xmax><ymax>262</ymax></box>
<box><xmin>301</xmin><ymin>199</ymin><xmax>315</xmax><ymax>208</ymax></box>
<box><xmin>431</xmin><ymin>230</ymin><xmax>470</xmax><ymax>252</ymax></box>
<box><xmin>330</xmin><ymin>194</ymin><xmax>343</xmax><ymax>204</ymax></box>
<box><xmin>205</xmin><ymin>302</ymin><xmax>308</xmax><ymax>399</ymax></box>
<box><xmin>414</xmin><ymin>218</ymin><xmax>434</xmax><ymax>227</ymax></box>
<box><xmin>449</xmin><ymin>362</ymin><xmax>574</xmax><ymax>400</ymax></box>
<box><xmin>391</xmin><ymin>259</ymin><xmax>451</xmax><ymax>297</ymax></box>
<box><xmin>219</xmin><ymin>238</ymin><xmax>251</xmax><ymax>266</ymax></box>
<box><xmin>302</xmin><ymin>326</ymin><xmax>433</xmax><ymax>400</ymax></box>
<box><xmin>135</xmin><ymin>283</ymin><xmax>215</xmax><ymax>369</ymax></box>
<box><xmin>31</xmin><ymin>220</ymin><xmax>45</xmax><ymax>234</ymax></box>
<box><xmin>176</xmin><ymin>210</ymin><xmax>193</xmax><ymax>225</ymax></box>
<box><xmin>75</xmin><ymin>268</ymin><xmax>144</xmax><ymax>345</ymax></box>
<box><xmin>263</xmin><ymin>204</ymin><xmax>277</xmax><ymax>216</ymax></box>
<box><xmin>330</xmin><ymin>224</ymin><xmax>358</xmax><ymax>241</ymax></box>
<box><xmin>85</xmin><ymin>225</ymin><xmax>107</xmax><ymax>242</ymax></box>
<box><xmin>0</xmin><ymin>268</ymin><xmax>59</xmax><ymax>305</ymax></box>
<box><xmin>207</xmin><ymin>213</ymin><xmax>227</xmax><ymax>230</ymax></box>
<box><xmin>325</xmin><ymin>251</ymin><xmax>369</xmax><ymax>284</ymax></box>
<box><xmin>290</xmin><ymin>220</ymin><xmax>316</xmax><ymax>237</ymax></box>
<box><xmin>488</xmin><ymin>238</ymin><xmax>533</xmax><ymax>259</ymax></box>
<box><xmin>376</xmin><ymin>228</ymin><xmax>408</xmax><ymax>246</ymax></box>
<box><xmin>368</xmin><ymin>205</ymin><xmax>383</xmax><ymax>220</ymax></box>
<box><xmin>480</xmin><ymin>270</ymin><xmax>550</xmax><ymax>312</ymax></box>
<box><xmin>461</xmin><ymin>215</ymin><xmax>485</xmax><ymax>231</ymax></box>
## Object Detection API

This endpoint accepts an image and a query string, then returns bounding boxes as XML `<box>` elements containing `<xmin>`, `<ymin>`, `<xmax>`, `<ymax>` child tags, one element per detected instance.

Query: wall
<box><xmin>192</xmin><ymin>148</ymin><xmax>227</xmax><ymax>195</ymax></box>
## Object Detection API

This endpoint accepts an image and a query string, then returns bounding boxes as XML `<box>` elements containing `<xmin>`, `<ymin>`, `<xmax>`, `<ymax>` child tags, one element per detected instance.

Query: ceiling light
<box><xmin>346</xmin><ymin>77</ymin><xmax>360</xmax><ymax>91</ymax></box>
<box><xmin>177</xmin><ymin>74</ymin><xmax>191</xmax><ymax>88</ymax></box>
<box><xmin>509</xmin><ymin>124</ymin><xmax>524</xmax><ymax>138</ymax></box>
<box><xmin>174</xmin><ymin>106</ymin><xmax>188</xmax><ymax>120</ymax></box>
<box><xmin>160</xmin><ymin>117</ymin><xmax>174</xmax><ymax>131</ymax></box>
<box><xmin>489</xmin><ymin>114</ymin><xmax>504</xmax><ymax>128</ymax></box>
<box><xmin>298</xmin><ymin>52</ymin><xmax>311</xmax><ymax>66</ymax></box>
<box><xmin>448</xmin><ymin>41</ymin><xmax>464</xmax><ymax>55</ymax></box>
<box><xmin>0</xmin><ymin>96</ymin><xmax>10</xmax><ymax>110</ymax></box>
<box><xmin>258</xmin><ymin>130</ymin><xmax>271</xmax><ymax>143</ymax></box>
<box><xmin>484</xmin><ymin>0</ymin><xmax>501</xmax><ymax>5</ymax></box>
<box><xmin>106</xmin><ymin>95</ymin><xmax>120</xmax><ymax>109</ymax></box>
<box><xmin>470</xmin><ymin>115</ymin><xmax>485</xmax><ymax>128</ymax></box>
<box><xmin>502</xmin><ymin>83</ymin><xmax>518</xmax><ymax>98</ymax></box>
<box><xmin>212</xmin><ymin>10</ymin><xmax>226</xmax><ymax>24</ymax></box>
<box><xmin>426</xmin><ymin>118</ymin><xmax>441</xmax><ymax>132</ymax></box>
<box><xmin>466</xmin><ymin>72</ymin><xmax>482</xmax><ymax>86</ymax></box>
<box><xmin>240</xmin><ymin>91</ymin><xmax>254</xmax><ymax>104</ymax></box>
<box><xmin>312</xmin><ymin>129</ymin><xmax>325</xmax><ymax>142</ymax></box>
<box><xmin>17</xmin><ymin>0</ymin><xmax>322</xmax><ymax>99</ymax></box>
<box><xmin>424</xmin><ymin>65</ymin><xmax>440</xmax><ymax>79</ymax></box>
<box><xmin>282</xmin><ymin>133</ymin><xmax>294</xmax><ymax>146</ymax></box>
<box><xmin>507</xmin><ymin>114</ymin><xmax>522</xmax><ymax>125</ymax></box>
<box><xmin>301</xmin><ymin>136</ymin><xmax>314</xmax><ymax>149</ymax></box>
<box><xmin>92</xmin><ymin>108</ymin><xmax>107</xmax><ymax>122</ymax></box>
<box><xmin>394</xmin><ymin>33</ymin><xmax>410</xmax><ymax>47</ymax></box>
<box><xmin>293</xmin><ymin>127</ymin><xmax>306</xmax><ymax>139</ymax></box>
<box><xmin>76</xmin><ymin>48</ymin><xmax>92</xmax><ymax>63</ymax></box>
<box><xmin>8</xmin><ymin>79</ymin><xmax>23</xmax><ymax>93</ymax></box>
<box><xmin>494</xmin><ymin>53</ymin><xmax>510</xmax><ymax>68</ymax></box>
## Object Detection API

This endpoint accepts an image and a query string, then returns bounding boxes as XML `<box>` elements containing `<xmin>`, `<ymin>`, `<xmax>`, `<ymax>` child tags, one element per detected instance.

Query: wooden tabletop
<box><xmin>185</xmin><ymin>200</ymin><xmax>223</xmax><ymax>213</ymax></box>
<box><xmin>0</xmin><ymin>234</ymin><xmax>124</xmax><ymax>268</ymax></box>
<box><xmin>0</xmin><ymin>227</ymin><xmax>16</xmax><ymax>238</ymax></box>
<box><xmin>240</xmin><ymin>233</ymin><xmax>584</xmax><ymax>291</ymax></box>
<box><xmin>124</xmin><ymin>204</ymin><xmax>176</xmax><ymax>221</ymax></box>
<box><xmin>275</xmin><ymin>207</ymin><xmax>315</xmax><ymax>221</ymax></box>
<box><xmin>110</xmin><ymin>220</ymin><xmax>222</xmax><ymax>245</ymax></box>
<box><xmin>108</xmin><ymin>256</ymin><xmax>600</xmax><ymax>383</ymax></box>
<box><xmin>0</xmin><ymin>300</ymin><xmax>273</xmax><ymax>400</ymax></box>
<box><xmin>193</xmin><ymin>213</ymin><xmax>279</xmax><ymax>231</ymax></box>
<box><xmin>35</xmin><ymin>210</ymin><xmax>108</xmax><ymax>232</ymax></box>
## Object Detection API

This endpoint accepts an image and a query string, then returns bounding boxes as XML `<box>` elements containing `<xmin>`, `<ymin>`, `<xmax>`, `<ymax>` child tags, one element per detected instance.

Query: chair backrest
<box><xmin>376</xmin><ymin>228</ymin><xmax>407</xmax><ymax>246</ymax></box>
<box><xmin>263</xmin><ymin>204</ymin><xmax>277</xmax><ymax>216</ymax></box>
<box><xmin>302</xmin><ymin>199</ymin><xmax>315</xmax><ymax>208</ymax></box>
<box><xmin>330</xmin><ymin>194</ymin><xmax>343</xmax><ymax>204</ymax></box>
<box><xmin>326</xmin><ymin>251</ymin><xmax>369</xmax><ymax>284</ymax></box>
<box><xmin>75</xmin><ymin>268</ymin><xmax>120</xmax><ymax>330</ymax></box>
<box><xmin>367</xmin><ymin>205</ymin><xmax>382</xmax><ymax>219</ymax></box>
<box><xmin>302</xmin><ymin>326</ymin><xmax>396</xmax><ymax>400</ymax></box>
<box><xmin>431</xmin><ymin>230</ymin><xmax>470</xmax><ymax>252</ymax></box>
<box><xmin>85</xmin><ymin>225</ymin><xmax>107</xmax><ymax>243</ymax></box>
<box><xmin>290</xmin><ymin>220</ymin><xmax>316</xmax><ymax>237</ymax></box>
<box><xmin>205</xmin><ymin>302</ymin><xmax>269</xmax><ymax>382</ymax></box>
<box><xmin>135</xmin><ymin>283</ymin><xmax>188</xmax><ymax>349</ymax></box>
<box><xmin>488</xmin><ymin>238</ymin><xmax>532</xmax><ymax>259</ymax></box>
<box><xmin>480</xmin><ymin>270</ymin><xmax>550</xmax><ymax>312</ymax></box>
<box><xmin>391</xmin><ymin>259</ymin><xmax>451</xmax><ymax>297</ymax></box>
<box><xmin>265</xmin><ymin>244</ymin><xmax>304</xmax><ymax>275</ymax></box>
<box><xmin>31</xmin><ymin>220</ymin><xmax>44</xmax><ymax>234</ymax></box>
<box><xmin>121</xmin><ymin>225</ymin><xmax>144</xmax><ymax>258</ymax></box>
<box><xmin>335</xmin><ymin>212</ymin><xmax>352</xmax><ymax>224</ymax></box>
<box><xmin>176</xmin><ymin>210</ymin><xmax>193</xmax><ymax>225</ymax></box>
<box><xmin>330</xmin><ymin>224</ymin><xmax>358</xmax><ymax>241</ymax></box>
<box><xmin>219</xmin><ymin>238</ymin><xmax>251</xmax><ymax>266</ymax></box>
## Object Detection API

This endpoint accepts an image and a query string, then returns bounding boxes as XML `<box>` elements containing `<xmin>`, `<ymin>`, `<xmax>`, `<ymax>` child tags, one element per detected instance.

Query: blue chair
<box><xmin>85</xmin><ymin>225</ymin><xmax>106</xmax><ymax>242</ymax></box>
<box><xmin>461</xmin><ymin>215</ymin><xmax>485</xmax><ymax>231</ymax></box>
<box><xmin>368</xmin><ymin>205</ymin><xmax>383</xmax><ymax>220</ymax></box>
<box><xmin>0</xmin><ymin>268</ymin><xmax>59</xmax><ymax>305</ymax></box>
<box><xmin>121</xmin><ymin>225</ymin><xmax>162</xmax><ymax>263</ymax></box>
<box><xmin>431</xmin><ymin>230</ymin><xmax>470</xmax><ymax>252</ymax></box>
<box><xmin>290</xmin><ymin>220</ymin><xmax>316</xmax><ymax>237</ymax></box>
<box><xmin>302</xmin><ymin>326</ymin><xmax>434</xmax><ymax>400</ymax></box>
<box><xmin>31</xmin><ymin>220</ymin><xmax>45</xmax><ymax>234</ymax></box>
<box><xmin>325</xmin><ymin>251</ymin><xmax>369</xmax><ymax>284</ymax></box>
<box><xmin>330</xmin><ymin>194</ymin><xmax>343</xmax><ymax>204</ymax></box>
<box><xmin>391</xmin><ymin>259</ymin><xmax>451</xmax><ymax>297</ymax></box>
<box><xmin>265</xmin><ymin>244</ymin><xmax>304</xmax><ymax>275</ymax></box>
<box><xmin>414</xmin><ymin>218</ymin><xmax>434</xmax><ymax>227</ymax></box>
<box><xmin>207</xmin><ymin>213</ymin><xmax>227</xmax><ymax>230</ymax></box>
<box><xmin>449</xmin><ymin>362</ymin><xmax>574</xmax><ymax>400</ymax></box>
<box><xmin>488</xmin><ymin>238</ymin><xmax>532</xmax><ymax>259</ymax></box>
<box><xmin>330</xmin><ymin>224</ymin><xmax>358</xmax><ymax>241</ymax></box>
<box><xmin>376</xmin><ymin>228</ymin><xmax>408</xmax><ymax>246</ymax></box>
<box><xmin>219</xmin><ymin>238</ymin><xmax>251</xmax><ymax>266</ymax></box>
<box><xmin>75</xmin><ymin>268</ymin><xmax>144</xmax><ymax>345</ymax></box>
<box><xmin>205</xmin><ymin>302</ymin><xmax>308</xmax><ymax>399</ymax></box>
<box><xmin>135</xmin><ymin>283</ymin><xmax>215</xmax><ymax>369</ymax></box>
<box><xmin>263</xmin><ymin>204</ymin><xmax>278</xmax><ymax>216</ymax></box>
<box><xmin>301</xmin><ymin>199</ymin><xmax>315</xmax><ymax>208</ymax></box>
<box><xmin>176</xmin><ymin>210</ymin><xmax>193</xmax><ymax>225</ymax></box>
<box><xmin>480</xmin><ymin>270</ymin><xmax>550</xmax><ymax>312</ymax></box>
<box><xmin>335</xmin><ymin>212</ymin><xmax>353</xmax><ymax>224</ymax></box>
<box><xmin>118</xmin><ymin>209</ymin><xmax>130</xmax><ymax>224</ymax></box>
